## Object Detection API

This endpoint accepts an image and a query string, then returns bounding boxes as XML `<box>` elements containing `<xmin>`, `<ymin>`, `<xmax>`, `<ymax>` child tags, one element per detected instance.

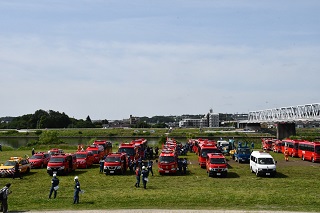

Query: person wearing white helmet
<box><xmin>73</xmin><ymin>176</ymin><xmax>81</xmax><ymax>204</ymax></box>
<box><xmin>49</xmin><ymin>173</ymin><xmax>59</xmax><ymax>199</ymax></box>
<box><xmin>141</xmin><ymin>166</ymin><xmax>149</xmax><ymax>189</ymax></box>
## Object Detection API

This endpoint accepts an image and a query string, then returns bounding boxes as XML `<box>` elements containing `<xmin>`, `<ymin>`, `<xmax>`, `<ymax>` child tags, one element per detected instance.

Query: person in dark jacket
<box><xmin>13</xmin><ymin>162</ymin><xmax>22</xmax><ymax>179</ymax></box>
<box><xmin>99</xmin><ymin>158</ymin><xmax>104</xmax><ymax>173</ymax></box>
<box><xmin>48</xmin><ymin>173</ymin><xmax>59</xmax><ymax>199</ymax></box>
<box><xmin>141</xmin><ymin>166</ymin><xmax>149</xmax><ymax>189</ymax></box>
<box><xmin>147</xmin><ymin>160</ymin><xmax>153</xmax><ymax>176</ymax></box>
<box><xmin>73</xmin><ymin>176</ymin><xmax>81</xmax><ymax>204</ymax></box>
<box><xmin>0</xmin><ymin>183</ymin><xmax>12</xmax><ymax>213</ymax></box>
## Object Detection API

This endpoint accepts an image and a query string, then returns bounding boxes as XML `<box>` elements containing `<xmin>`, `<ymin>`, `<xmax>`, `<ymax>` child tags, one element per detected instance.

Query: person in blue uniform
<box><xmin>49</xmin><ymin>173</ymin><xmax>59</xmax><ymax>199</ymax></box>
<box><xmin>141</xmin><ymin>166</ymin><xmax>149</xmax><ymax>189</ymax></box>
<box><xmin>73</xmin><ymin>176</ymin><xmax>81</xmax><ymax>204</ymax></box>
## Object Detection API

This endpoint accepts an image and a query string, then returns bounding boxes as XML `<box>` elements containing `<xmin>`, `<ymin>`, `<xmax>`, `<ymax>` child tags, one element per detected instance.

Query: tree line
<box><xmin>0</xmin><ymin>110</ymin><xmax>178</xmax><ymax>129</ymax></box>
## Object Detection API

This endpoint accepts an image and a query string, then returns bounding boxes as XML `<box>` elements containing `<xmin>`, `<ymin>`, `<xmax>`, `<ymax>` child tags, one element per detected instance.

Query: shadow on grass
<box><xmin>274</xmin><ymin>172</ymin><xmax>288</xmax><ymax>178</ymax></box>
<box><xmin>72</xmin><ymin>170</ymin><xmax>88</xmax><ymax>176</ymax></box>
<box><xmin>226</xmin><ymin>172</ymin><xmax>240</xmax><ymax>178</ymax></box>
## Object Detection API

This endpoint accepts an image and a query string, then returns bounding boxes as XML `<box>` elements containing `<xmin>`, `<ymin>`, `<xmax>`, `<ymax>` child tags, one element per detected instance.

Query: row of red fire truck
<box><xmin>262</xmin><ymin>138</ymin><xmax>320</xmax><ymax>163</ymax></box>
<box><xmin>43</xmin><ymin>140</ymin><xmax>112</xmax><ymax>176</ymax></box>
<box><xmin>189</xmin><ymin>138</ymin><xmax>228</xmax><ymax>178</ymax></box>
<box><xmin>158</xmin><ymin>138</ymin><xmax>179</xmax><ymax>174</ymax></box>
<box><xmin>102</xmin><ymin>138</ymin><xmax>148</xmax><ymax>175</ymax></box>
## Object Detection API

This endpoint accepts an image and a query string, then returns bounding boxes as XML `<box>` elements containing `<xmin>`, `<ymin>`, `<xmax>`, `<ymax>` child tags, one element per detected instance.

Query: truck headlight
<box><xmin>47</xmin><ymin>167</ymin><xmax>52</xmax><ymax>170</ymax></box>
<box><xmin>58</xmin><ymin>166</ymin><xmax>65</xmax><ymax>170</ymax></box>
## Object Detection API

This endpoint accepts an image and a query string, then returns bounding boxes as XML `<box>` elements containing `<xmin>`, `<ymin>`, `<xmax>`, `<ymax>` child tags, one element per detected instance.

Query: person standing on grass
<box><xmin>73</xmin><ymin>176</ymin><xmax>81</xmax><ymax>204</ymax></box>
<box><xmin>141</xmin><ymin>166</ymin><xmax>149</xmax><ymax>189</ymax></box>
<box><xmin>48</xmin><ymin>173</ymin><xmax>59</xmax><ymax>199</ymax></box>
<box><xmin>0</xmin><ymin>183</ymin><xmax>12</xmax><ymax>213</ymax></box>
<box><xmin>13</xmin><ymin>162</ymin><xmax>22</xmax><ymax>179</ymax></box>
<box><xmin>135</xmin><ymin>167</ymin><xmax>141</xmax><ymax>188</ymax></box>
<box><xmin>284</xmin><ymin>148</ymin><xmax>289</xmax><ymax>161</ymax></box>
<box><xmin>147</xmin><ymin>159</ymin><xmax>153</xmax><ymax>176</ymax></box>
<box><xmin>32</xmin><ymin>148</ymin><xmax>35</xmax><ymax>156</ymax></box>
<box><xmin>99</xmin><ymin>158</ymin><xmax>104</xmax><ymax>173</ymax></box>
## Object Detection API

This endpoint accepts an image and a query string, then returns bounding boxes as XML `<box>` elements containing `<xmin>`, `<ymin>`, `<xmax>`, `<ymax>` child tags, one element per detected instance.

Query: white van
<box><xmin>250</xmin><ymin>151</ymin><xmax>276</xmax><ymax>177</ymax></box>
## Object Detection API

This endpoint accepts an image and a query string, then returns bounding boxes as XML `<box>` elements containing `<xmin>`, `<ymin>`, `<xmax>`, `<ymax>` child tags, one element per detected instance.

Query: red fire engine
<box><xmin>86</xmin><ymin>144</ymin><xmax>105</xmax><ymax>164</ymax></box>
<box><xmin>47</xmin><ymin>153</ymin><xmax>77</xmax><ymax>176</ymax></box>
<box><xmin>103</xmin><ymin>152</ymin><xmax>128</xmax><ymax>175</ymax></box>
<box><xmin>298</xmin><ymin>141</ymin><xmax>320</xmax><ymax>162</ymax></box>
<box><xmin>283</xmin><ymin>139</ymin><xmax>303</xmax><ymax>158</ymax></box>
<box><xmin>198</xmin><ymin>141</ymin><xmax>220</xmax><ymax>168</ymax></box>
<box><xmin>75</xmin><ymin>151</ymin><xmax>94</xmax><ymax>169</ymax></box>
<box><xmin>158</xmin><ymin>149</ymin><xmax>178</xmax><ymax>175</ymax></box>
<box><xmin>206</xmin><ymin>153</ymin><xmax>228</xmax><ymax>178</ymax></box>
<box><xmin>261</xmin><ymin>138</ymin><xmax>274</xmax><ymax>151</ymax></box>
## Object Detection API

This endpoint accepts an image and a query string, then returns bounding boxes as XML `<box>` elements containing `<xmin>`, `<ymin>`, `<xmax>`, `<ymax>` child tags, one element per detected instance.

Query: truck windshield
<box><xmin>239</xmin><ymin>148</ymin><xmax>251</xmax><ymax>155</ymax></box>
<box><xmin>49</xmin><ymin>158</ymin><xmax>65</xmax><ymax>163</ymax></box>
<box><xmin>105</xmin><ymin>157</ymin><xmax>121</xmax><ymax>162</ymax></box>
<box><xmin>201</xmin><ymin>149</ymin><xmax>220</xmax><ymax>158</ymax></box>
<box><xmin>4</xmin><ymin>161</ymin><xmax>16</xmax><ymax>166</ymax></box>
<box><xmin>118</xmin><ymin>148</ymin><xmax>135</xmax><ymax>156</ymax></box>
<box><xmin>159</xmin><ymin>156</ymin><xmax>175</xmax><ymax>163</ymax></box>
<box><xmin>210</xmin><ymin>158</ymin><xmax>226</xmax><ymax>164</ymax></box>
<box><xmin>30</xmin><ymin>155</ymin><xmax>42</xmax><ymax>159</ymax></box>
<box><xmin>258</xmin><ymin>158</ymin><xmax>274</xmax><ymax>165</ymax></box>
<box><xmin>76</xmin><ymin>154</ymin><xmax>87</xmax><ymax>159</ymax></box>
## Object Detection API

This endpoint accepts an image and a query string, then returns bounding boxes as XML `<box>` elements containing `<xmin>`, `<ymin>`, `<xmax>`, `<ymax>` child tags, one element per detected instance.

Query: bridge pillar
<box><xmin>277</xmin><ymin>123</ymin><xmax>296</xmax><ymax>140</ymax></box>
<box><xmin>245</xmin><ymin>123</ymin><xmax>261</xmax><ymax>131</ymax></box>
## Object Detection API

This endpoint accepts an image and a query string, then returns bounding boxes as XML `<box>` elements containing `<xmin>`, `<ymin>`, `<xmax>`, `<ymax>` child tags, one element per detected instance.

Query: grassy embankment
<box><xmin>1</xmin><ymin>147</ymin><xmax>320</xmax><ymax>212</ymax></box>
<box><xmin>1</xmin><ymin>128</ymin><xmax>320</xmax><ymax>211</ymax></box>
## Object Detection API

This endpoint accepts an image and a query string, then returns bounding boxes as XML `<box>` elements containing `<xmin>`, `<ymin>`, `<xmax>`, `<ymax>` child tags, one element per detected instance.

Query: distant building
<box><xmin>207</xmin><ymin>109</ymin><xmax>219</xmax><ymax>127</ymax></box>
<box><xmin>179</xmin><ymin>117</ymin><xmax>207</xmax><ymax>128</ymax></box>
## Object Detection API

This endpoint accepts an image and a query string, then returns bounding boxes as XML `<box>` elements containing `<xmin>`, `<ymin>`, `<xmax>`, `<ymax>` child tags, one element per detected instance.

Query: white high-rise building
<box><xmin>208</xmin><ymin>109</ymin><xmax>219</xmax><ymax>127</ymax></box>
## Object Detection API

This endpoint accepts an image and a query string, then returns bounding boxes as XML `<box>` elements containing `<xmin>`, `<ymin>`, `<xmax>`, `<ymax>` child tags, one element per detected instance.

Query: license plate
<box><xmin>165</xmin><ymin>171</ymin><xmax>169</xmax><ymax>173</ymax></box>
<box><xmin>217</xmin><ymin>173</ymin><xmax>221</xmax><ymax>175</ymax></box>
<box><xmin>266</xmin><ymin>173</ymin><xmax>270</xmax><ymax>175</ymax></box>
<box><xmin>110</xmin><ymin>171</ymin><xmax>114</xmax><ymax>173</ymax></box>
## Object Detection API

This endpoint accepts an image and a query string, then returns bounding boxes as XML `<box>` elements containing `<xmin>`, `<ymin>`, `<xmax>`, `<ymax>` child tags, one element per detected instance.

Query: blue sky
<box><xmin>0</xmin><ymin>0</ymin><xmax>319</xmax><ymax>120</ymax></box>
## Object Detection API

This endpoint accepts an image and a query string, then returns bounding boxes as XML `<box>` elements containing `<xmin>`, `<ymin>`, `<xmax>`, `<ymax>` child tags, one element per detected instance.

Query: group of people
<box><xmin>135</xmin><ymin>165</ymin><xmax>150</xmax><ymax>189</ymax></box>
<box><xmin>48</xmin><ymin>174</ymin><xmax>82</xmax><ymax>204</ymax></box>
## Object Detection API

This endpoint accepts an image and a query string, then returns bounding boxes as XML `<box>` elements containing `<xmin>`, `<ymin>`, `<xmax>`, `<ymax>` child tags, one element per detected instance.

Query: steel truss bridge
<box><xmin>247</xmin><ymin>103</ymin><xmax>320</xmax><ymax>123</ymax></box>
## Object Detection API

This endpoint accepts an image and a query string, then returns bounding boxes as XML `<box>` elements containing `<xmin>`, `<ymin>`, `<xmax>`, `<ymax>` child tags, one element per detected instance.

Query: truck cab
<box><xmin>118</xmin><ymin>143</ymin><xmax>136</xmax><ymax>161</ymax></box>
<box><xmin>29</xmin><ymin>152</ymin><xmax>51</xmax><ymax>169</ymax></box>
<box><xmin>250</xmin><ymin>151</ymin><xmax>276</xmax><ymax>177</ymax></box>
<box><xmin>47</xmin><ymin>153</ymin><xmax>77</xmax><ymax>176</ymax></box>
<box><xmin>233</xmin><ymin>147</ymin><xmax>251</xmax><ymax>163</ymax></box>
<box><xmin>206</xmin><ymin>153</ymin><xmax>228</xmax><ymax>177</ymax></box>
<box><xmin>103</xmin><ymin>152</ymin><xmax>128</xmax><ymax>175</ymax></box>
<box><xmin>93</xmin><ymin>140</ymin><xmax>113</xmax><ymax>155</ymax></box>
<box><xmin>86</xmin><ymin>144</ymin><xmax>105</xmax><ymax>164</ymax></box>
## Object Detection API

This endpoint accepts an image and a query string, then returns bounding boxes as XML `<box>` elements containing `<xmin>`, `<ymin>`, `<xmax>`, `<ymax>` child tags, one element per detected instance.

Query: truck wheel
<box><xmin>251</xmin><ymin>167</ymin><xmax>254</xmax><ymax>173</ymax></box>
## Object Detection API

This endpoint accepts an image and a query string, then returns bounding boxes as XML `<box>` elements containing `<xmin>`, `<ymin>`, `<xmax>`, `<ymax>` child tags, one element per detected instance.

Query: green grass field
<box><xmin>1</xmin><ymin>148</ymin><xmax>320</xmax><ymax>212</ymax></box>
